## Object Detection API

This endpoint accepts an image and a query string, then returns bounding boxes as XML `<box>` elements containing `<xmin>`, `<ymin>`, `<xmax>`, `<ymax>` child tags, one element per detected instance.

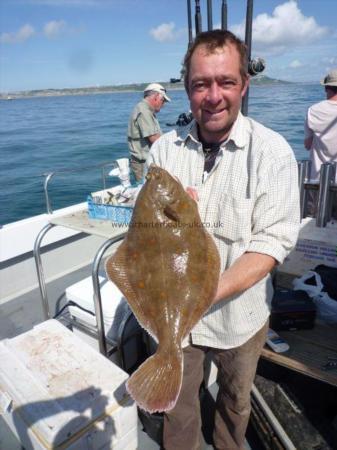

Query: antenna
<box><xmin>207</xmin><ymin>0</ymin><xmax>213</xmax><ymax>31</ymax></box>
<box><xmin>221</xmin><ymin>0</ymin><xmax>228</xmax><ymax>31</ymax></box>
<box><xmin>195</xmin><ymin>0</ymin><xmax>202</xmax><ymax>35</ymax></box>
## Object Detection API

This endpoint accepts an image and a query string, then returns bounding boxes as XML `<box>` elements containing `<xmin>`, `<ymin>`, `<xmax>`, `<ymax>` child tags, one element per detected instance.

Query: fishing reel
<box><xmin>248</xmin><ymin>57</ymin><xmax>266</xmax><ymax>77</ymax></box>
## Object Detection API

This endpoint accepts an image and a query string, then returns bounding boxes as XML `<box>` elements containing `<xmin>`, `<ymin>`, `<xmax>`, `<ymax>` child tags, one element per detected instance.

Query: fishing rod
<box><xmin>187</xmin><ymin>0</ymin><xmax>193</xmax><ymax>48</ymax></box>
<box><xmin>242</xmin><ymin>0</ymin><xmax>266</xmax><ymax>115</ymax></box>
<box><xmin>221</xmin><ymin>0</ymin><xmax>228</xmax><ymax>31</ymax></box>
<box><xmin>207</xmin><ymin>0</ymin><xmax>213</xmax><ymax>31</ymax></box>
<box><xmin>241</xmin><ymin>0</ymin><xmax>253</xmax><ymax>116</ymax></box>
<box><xmin>171</xmin><ymin>1</ymin><xmax>265</xmax><ymax>124</ymax></box>
<box><xmin>195</xmin><ymin>0</ymin><xmax>202</xmax><ymax>35</ymax></box>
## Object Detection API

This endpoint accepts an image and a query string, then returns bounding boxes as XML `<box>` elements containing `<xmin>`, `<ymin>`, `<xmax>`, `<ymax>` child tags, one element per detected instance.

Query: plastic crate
<box><xmin>87</xmin><ymin>195</ymin><xmax>133</xmax><ymax>224</ymax></box>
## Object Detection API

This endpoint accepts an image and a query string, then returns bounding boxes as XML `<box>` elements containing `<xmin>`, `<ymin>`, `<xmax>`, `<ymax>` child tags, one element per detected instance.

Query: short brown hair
<box><xmin>325</xmin><ymin>85</ymin><xmax>337</xmax><ymax>94</ymax></box>
<box><xmin>183</xmin><ymin>29</ymin><xmax>248</xmax><ymax>92</ymax></box>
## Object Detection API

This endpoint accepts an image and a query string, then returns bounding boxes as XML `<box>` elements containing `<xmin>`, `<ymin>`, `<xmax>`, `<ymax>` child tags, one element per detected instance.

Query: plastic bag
<box><xmin>293</xmin><ymin>271</ymin><xmax>337</xmax><ymax>324</ymax></box>
<box><xmin>314</xmin><ymin>265</ymin><xmax>337</xmax><ymax>300</ymax></box>
<box><xmin>109</xmin><ymin>158</ymin><xmax>131</xmax><ymax>187</ymax></box>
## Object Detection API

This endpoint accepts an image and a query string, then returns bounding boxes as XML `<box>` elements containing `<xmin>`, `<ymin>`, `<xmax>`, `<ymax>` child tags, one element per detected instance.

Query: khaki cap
<box><xmin>144</xmin><ymin>83</ymin><xmax>171</xmax><ymax>102</ymax></box>
<box><xmin>320</xmin><ymin>69</ymin><xmax>337</xmax><ymax>87</ymax></box>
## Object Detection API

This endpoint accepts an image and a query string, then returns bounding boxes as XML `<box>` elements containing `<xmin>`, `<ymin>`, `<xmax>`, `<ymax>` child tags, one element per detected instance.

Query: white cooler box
<box><xmin>65</xmin><ymin>276</ymin><xmax>145</xmax><ymax>370</ymax></box>
<box><xmin>66</xmin><ymin>276</ymin><xmax>129</xmax><ymax>344</ymax></box>
<box><xmin>0</xmin><ymin>319</ymin><xmax>137</xmax><ymax>450</ymax></box>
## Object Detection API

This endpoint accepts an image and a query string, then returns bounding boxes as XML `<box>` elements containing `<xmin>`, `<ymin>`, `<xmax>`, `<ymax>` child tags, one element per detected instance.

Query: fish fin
<box><xmin>127</xmin><ymin>346</ymin><xmax>183</xmax><ymax>413</ymax></box>
<box><xmin>105</xmin><ymin>242</ymin><xmax>158</xmax><ymax>339</ymax></box>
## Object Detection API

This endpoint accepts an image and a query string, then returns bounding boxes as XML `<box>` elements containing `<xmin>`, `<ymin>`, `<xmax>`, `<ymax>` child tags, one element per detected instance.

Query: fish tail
<box><xmin>126</xmin><ymin>346</ymin><xmax>183</xmax><ymax>413</ymax></box>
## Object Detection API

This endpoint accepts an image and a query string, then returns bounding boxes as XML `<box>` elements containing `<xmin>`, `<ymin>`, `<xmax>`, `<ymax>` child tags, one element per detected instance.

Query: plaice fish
<box><xmin>105</xmin><ymin>165</ymin><xmax>220</xmax><ymax>413</ymax></box>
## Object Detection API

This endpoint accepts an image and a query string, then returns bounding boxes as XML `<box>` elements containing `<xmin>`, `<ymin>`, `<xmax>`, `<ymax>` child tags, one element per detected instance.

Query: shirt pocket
<box><xmin>214</xmin><ymin>194</ymin><xmax>254</xmax><ymax>243</ymax></box>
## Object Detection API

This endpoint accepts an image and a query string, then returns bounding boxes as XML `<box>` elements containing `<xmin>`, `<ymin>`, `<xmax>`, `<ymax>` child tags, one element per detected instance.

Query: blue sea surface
<box><xmin>0</xmin><ymin>84</ymin><xmax>323</xmax><ymax>225</ymax></box>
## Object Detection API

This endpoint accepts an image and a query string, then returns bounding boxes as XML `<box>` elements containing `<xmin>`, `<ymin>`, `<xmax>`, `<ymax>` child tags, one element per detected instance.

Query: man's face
<box><xmin>153</xmin><ymin>93</ymin><xmax>165</xmax><ymax>112</ymax></box>
<box><xmin>187</xmin><ymin>43</ymin><xmax>249</xmax><ymax>143</ymax></box>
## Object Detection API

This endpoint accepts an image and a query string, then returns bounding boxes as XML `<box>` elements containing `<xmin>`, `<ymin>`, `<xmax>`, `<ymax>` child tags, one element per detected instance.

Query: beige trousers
<box><xmin>163</xmin><ymin>320</ymin><xmax>269</xmax><ymax>450</ymax></box>
<box><xmin>130</xmin><ymin>158</ymin><xmax>145</xmax><ymax>182</ymax></box>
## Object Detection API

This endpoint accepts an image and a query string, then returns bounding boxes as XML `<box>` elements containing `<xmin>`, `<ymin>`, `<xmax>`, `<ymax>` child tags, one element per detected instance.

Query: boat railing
<box><xmin>298</xmin><ymin>160</ymin><xmax>337</xmax><ymax>227</ymax></box>
<box><xmin>42</xmin><ymin>160</ymin><xmax>337</xmax><ymax>226</ymax></box>
<box><xmin>42</xmin><ymin>161</ymin><xmax>116</xmax><ymax>214</ymax></box>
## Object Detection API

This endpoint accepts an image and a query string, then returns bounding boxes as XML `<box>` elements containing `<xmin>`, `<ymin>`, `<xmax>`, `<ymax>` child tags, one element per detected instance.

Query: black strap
<box><xmin>202</xmin><ymin>142</ymin><xmax>221</xmax><ymax>173</ymax></box>
<box><xmin>130</xmin><ymin>155</ymin><xmax>146</xmax><ymax>163</ymax></box>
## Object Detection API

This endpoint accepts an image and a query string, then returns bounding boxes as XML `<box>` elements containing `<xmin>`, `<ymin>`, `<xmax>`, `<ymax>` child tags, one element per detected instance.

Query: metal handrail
<box><xmin>316</xmin><ymin>163</ymin><xmax>336</xmax><ymax>227</ymax></box>
<box><xmin>297</xmin><ymin>160</ymin><xmax>337</xmax><ymax>226</ymax></box>
<box><xmin>92</xmin><ymin>234</ymin><xmax>126</xmax><ymax>356</ymax></box>
<box><xmin>304</xmin><ymin>183</ymin><xmax>337</xmax><ymax>192</ymax></box>
<box><xmin>34</xmin><ymin>220</ymin><xmax>126</xmax><ymax>355</ymax></box>
<box><xmin>33</xmin><ymin>223</ymin><xmax>56</xmax><ymax>319</ymax></box>
<box><xmin>298</xmin><ymin>159</ymin><xmax>311</xmax><ymax>218</ymax></box>
<box><xmin>42</xmin><ymin>161</ymin><xmax>117</xmax><ymax>214</ymax></box>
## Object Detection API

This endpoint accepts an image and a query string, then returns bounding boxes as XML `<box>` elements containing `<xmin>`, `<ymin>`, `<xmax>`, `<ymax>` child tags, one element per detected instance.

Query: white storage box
<box><xmin>279</xmin><ymin>218</ymin><xmax>337</xmax><ymax>277</ymax></box>
<box><xmin>65</xmin><ymin>276</ymin><xmax>145</xmax><ymax>371</ymax></box>
<box><xmin>0</xmin><ymin>320</ymin><xmax>137</xmax><ymax>450</ymax></box>
<box><xmin>65</xmin><ymin>276</ymin><xmax>128</xmax><ymax>344</ymax></box>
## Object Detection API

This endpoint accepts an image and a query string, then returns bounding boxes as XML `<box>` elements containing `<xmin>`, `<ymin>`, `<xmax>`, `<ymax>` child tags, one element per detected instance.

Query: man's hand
<box><xmin>186</xmin><ymin>187</ymin><xmax>199</xmax><ymax>202</ymax></box>
<box><xmin>304</xmin><ymin>136</ymin><xmax>313</xmax><ymax>150</ymax></box>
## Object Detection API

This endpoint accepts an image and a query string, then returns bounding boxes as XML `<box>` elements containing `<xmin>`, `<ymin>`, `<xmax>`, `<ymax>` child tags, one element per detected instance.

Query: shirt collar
<box><xmin>176</xmin><ymin>120</ymin><xmax>198</xmax><ymax>143</ymax></box>
<box><xmin>141</xmin><ymin>98</ymin><xmax>155</xmax><ymax>113</ymax></box>
<box><xmin>178</xmin><ymin>111</ymin><xmax>249</xmax><ymax>150</ymax></box>
<box><xmin>227</xmin><ymin>111</ymin><xmax>249</xmax><ymax>149</ymax></box>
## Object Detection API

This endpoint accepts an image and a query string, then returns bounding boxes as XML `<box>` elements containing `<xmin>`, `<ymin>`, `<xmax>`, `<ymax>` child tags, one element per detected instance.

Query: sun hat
<box><xmin>320</xmin><ymin>69</ymin><xmax>337</xmax><ymax>87</ymax></box>
<box><xmin>144</xmin><ymin>83</ymin><xmax>171</xmax><ymax>102</ymax></box>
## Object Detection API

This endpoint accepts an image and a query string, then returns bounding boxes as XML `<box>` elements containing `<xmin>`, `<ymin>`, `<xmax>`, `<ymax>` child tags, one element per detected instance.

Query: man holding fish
<box><xmin>147</xmin><ymin>30</ymin><xmax>300</xmax><ymax>450</ymax></box>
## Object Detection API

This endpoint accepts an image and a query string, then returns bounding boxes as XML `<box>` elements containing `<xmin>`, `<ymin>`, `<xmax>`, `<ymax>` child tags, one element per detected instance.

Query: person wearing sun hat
<box><xmin>127</xmin><ymin>83</ymin><xmax>171</xmax><ymax>182</ymax></box>
<box><xmin>304</xmin><ymin>69</ymin><xmax>337</xmax><ymax>183</ymax></box>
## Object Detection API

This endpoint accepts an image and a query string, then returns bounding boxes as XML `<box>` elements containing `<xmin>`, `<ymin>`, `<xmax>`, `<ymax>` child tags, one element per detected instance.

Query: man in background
<box><xmin>127</xmin><ymin>83</ymin><xmax>170</xmax><ymax>182</ymax></box>
<box><xmin>304</xmin><ymin>69</ymin><xmax>337</xmax><ymax>181</ymax></box>
<box><xmin>304</xmin><ymin>69</ymin><xmax>337</xmax><ymax>217</ymax></box>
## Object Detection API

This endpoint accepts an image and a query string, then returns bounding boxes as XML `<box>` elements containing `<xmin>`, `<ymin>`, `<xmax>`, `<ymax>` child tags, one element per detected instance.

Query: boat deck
<box><xmin>264</xmin><ymin>272</ymin><xmax>337</xmax><ymax>388</ymax></box>
<box><xmin>1</xmin><ymin>212</ymin><xmax>336</xmax><ymax>449</ymax></box>
<box><xmin>261</xmin><ymin>323</ymin><xmax>337</xmax><ymax>387</ymax></box>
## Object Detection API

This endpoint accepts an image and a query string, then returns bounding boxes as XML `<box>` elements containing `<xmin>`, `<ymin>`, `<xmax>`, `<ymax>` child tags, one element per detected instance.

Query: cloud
<box><xmin>289</xmin><ymin>59</ymin><xmax>303</xmax><ymax>68</ymax></box>
<box><xmin>1</xmin><ymin>20</ymin><xmax>82</xmax><ymax>44</ymax></box>
<box><xmin>0</xmin><ymin>24</ymin><xmax>35</xmax><ymax>44</ymax></box>
<box><xmin>150</xmin><ymin>22</ymin><xmax>184</xmax><ymax>42</ymax></box>
<box><xmin>23</xmin><ymin>0</ymin><xmax>128</xmax><ymax>6</ymax></box>
<box><xmin>232</xmin><ymin>1</ymin><xmax>328</xmax><ymax>55</ymax></box>
<box><xmin>322</xmin><ymin>56</ymin><xmax>337</xmax><ymax>66</ymax></box>
<box><xmin>22</xmin><ymin>0</ymin><xmax>105</xmax><ymax>5</ymax></box>
<box><xmin>43</xmin><ymin>20</ymin><xmax>66</xmax><ymax>38</ymax></box>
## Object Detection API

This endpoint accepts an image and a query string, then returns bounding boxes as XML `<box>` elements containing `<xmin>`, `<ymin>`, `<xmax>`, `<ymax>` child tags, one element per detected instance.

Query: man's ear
<box><xmin>241</xmin><ymin>75</ymin><xmax>250</xmax><ymax>98</ymax></box>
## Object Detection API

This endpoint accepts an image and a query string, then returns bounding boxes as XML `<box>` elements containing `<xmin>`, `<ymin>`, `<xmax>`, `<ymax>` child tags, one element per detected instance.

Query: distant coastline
<box><xmin>0</xmin><ymin>76</ymin><xmax>291</xmax><ymax>100</ymax></box>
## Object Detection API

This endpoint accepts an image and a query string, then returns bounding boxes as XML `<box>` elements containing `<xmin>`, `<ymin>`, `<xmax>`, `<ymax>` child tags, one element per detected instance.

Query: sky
<box><xmin>0</xmin><ymin>0</ymin><xmax>336</xmax><ymax>93</ymax></box>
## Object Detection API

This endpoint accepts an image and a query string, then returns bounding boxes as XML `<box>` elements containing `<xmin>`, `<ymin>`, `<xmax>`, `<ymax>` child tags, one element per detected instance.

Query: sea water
<box><xmin>0</xmin><ymin>83</ymin><xmax>324</xmax><ymax>225</ymax></box>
